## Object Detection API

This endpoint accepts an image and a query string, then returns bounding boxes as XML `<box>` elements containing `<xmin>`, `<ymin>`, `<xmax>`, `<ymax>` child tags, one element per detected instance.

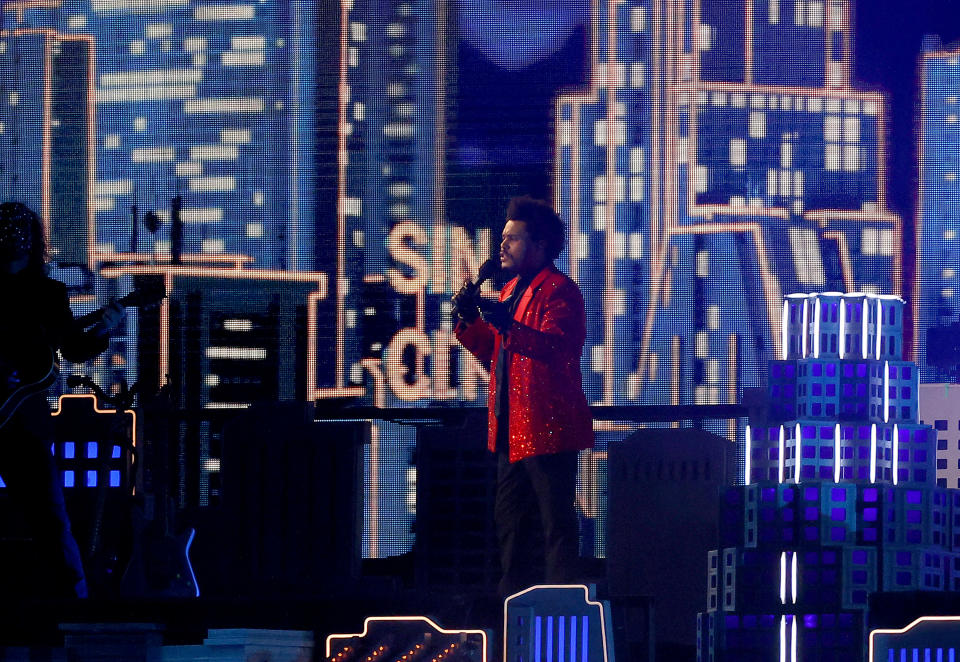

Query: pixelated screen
<box><xmin>0</xmin><ymin>0</ymin><xmax>952</xmax><ymax>559</ymax></box>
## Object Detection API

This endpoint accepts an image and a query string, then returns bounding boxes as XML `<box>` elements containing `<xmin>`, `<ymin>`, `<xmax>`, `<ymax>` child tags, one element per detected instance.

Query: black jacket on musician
<box><xmin>0</xmin><ymin>270</ymin><xmax>109</xmax><ymax>598</ymax></box>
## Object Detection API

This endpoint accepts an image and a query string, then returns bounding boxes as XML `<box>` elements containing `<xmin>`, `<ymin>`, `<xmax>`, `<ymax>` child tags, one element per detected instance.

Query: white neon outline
<box><xmin>781</xmin><ymin>299</ymin><xmax>790</xmax><ymax>360</ymax></box>
<box><xmin>884</xmin><ymin>360</ymin><xmax>890</xmax><ymax>424</ymax></box>
<box><xmin>861</xmin><ymin>299</ymin><xmax>869</xmax><ymax>359</ymax></box>
<box><xmin>791</xmin><ymin>614</ymin><xmax>797</xmax><ymax>662</ymax></box>
<box><xmin>839</xmin><ymin>296</ymin><xmax>846</xmax><ymax>359</ymax></box>
<box><xmin>802</xmin><ymin>298</ymin><xmax>809</xmax><ymax>358</ymax></box>
<box><xmin>834</xmin><ymin>423</ymin><xmax>841</xmax><ymax>483</ymax></box>
<box><xmin>791</xmin><ymin>551</ymin><xmax>798</xmax><ymax>604</ymax></box>
<box><xmin>795</xmin><ymin>423</ymin><xmax>802</xmax><ymax>484</ymax></box>
<box><xmin>780</xmin><ymin>551</ymin><xmax>787</xmax><ymax>605</ymax></box>
<box><xmin>779</xmin><ymin>425</ymin><xmax>786</xmax><ymax>484</ymax></box>
<box><xmin>779</xmin><ymin>615</ymin><xmax>787</xmax><ymax>662</ymax></box>
<box><xmin>870</xmin><ymin>424</ymin><xmax>877</xmax><ymax>484</ymax></box>
<box><xmin>502</xmin><ymin>584</ymin><xmax>612</xmax><ymax>662</ymax></box>
<box><xmin>745</xmin><ymin>425</ymin><xmax>752</xmax><ymax>484</ymax></box>
<box><xmin>893</xmin><ymin>423</ymin><xmax>899</xmax><ymax>486</ymax></box>
<box><xmin>324</xmin><ymin>615</ymin><xmax>488</xmax><ymax>660</ymax></box>
<box><xmin>868</xmin><ymin>616</ymin><xmax>960</xmax><ymax>660</ymax></box>
<box><xmin>876</xmin><ymin>299</ymin><xmax>883</xmax><ymax>361</ymax></box>
<box><xmin>814</xmin><ymin>297</ymin><xmax>822</xmax><ymax>359</ymax></box>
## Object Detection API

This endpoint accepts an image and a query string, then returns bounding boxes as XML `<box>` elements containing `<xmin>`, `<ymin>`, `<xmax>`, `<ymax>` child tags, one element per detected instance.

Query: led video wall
<box><xmin>4</xmin><ymin>0</ymin><xmax>954</xmax><ymax>558</ymax></box>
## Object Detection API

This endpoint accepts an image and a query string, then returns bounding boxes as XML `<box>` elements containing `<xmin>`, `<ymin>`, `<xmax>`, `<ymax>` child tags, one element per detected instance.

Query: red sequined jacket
<box><xmin>455</xmin><ymin>265</ymin><xmax>594</xmax><ymax>462</ymax></box>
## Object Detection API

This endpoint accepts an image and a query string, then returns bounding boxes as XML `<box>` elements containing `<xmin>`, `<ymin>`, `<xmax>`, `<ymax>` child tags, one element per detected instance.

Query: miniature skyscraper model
<box><xmin>699</xmin><ymin>292</ymin><xmax>945</xmax><ymax>662</ymax></box>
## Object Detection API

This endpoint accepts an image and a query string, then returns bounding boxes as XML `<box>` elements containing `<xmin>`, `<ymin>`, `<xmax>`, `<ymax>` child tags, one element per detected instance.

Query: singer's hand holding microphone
<box><xmin>452</xmin><ymin>257</ymin><xmax>500</xmax><ymax>326</ymax></box>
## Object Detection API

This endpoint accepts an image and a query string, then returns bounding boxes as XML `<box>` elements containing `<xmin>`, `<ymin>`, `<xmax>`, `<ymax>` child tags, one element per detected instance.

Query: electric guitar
<box><xmin>0</xmin><ymin>282</ymin><xmax>165</xmax><ymax>431</ymax></box>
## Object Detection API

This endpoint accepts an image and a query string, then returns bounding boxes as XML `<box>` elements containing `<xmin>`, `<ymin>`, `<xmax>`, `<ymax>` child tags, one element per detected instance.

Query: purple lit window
<box><xmin>831</xmin><ymin>488</ymin><xmax>845</xmax><ymax>501</ymax></box>
<box><xmin>803</xmin><ymin>426</ymin><xmax>816</xmax><ymax>440</ymax></box>
<box><xmin>907</xmin><ymin>509</ymin><xmax>922</xmax><ymax>523</ymax></box>
<box><xmin>783</xmin><ymin>488</ymin><xmax>794</xmax><ymax>502</ymax></box>
<box><xmin>762</xmin><ymin>488</ymin><xmax>775</xmax><ymax>502</ymax></box>
<box><xmin>768</xmin><ymin>448</ymin><xmax>778</xmax><ymax>460</ymax></box>
<box><xmin>820</xmin><ymin>447</ymin><xmax>834</xmax><ymax>459</ymax></box>
<box><xmin>813</xmin><ymin>383</ymin><xmax>822</xmax><ymax>396</ymax></box>
<box><xmin>852</xmin><ymin>550</ymin><xmax>868</xmax><ymax>564</ymax></box>
<box><xmin>856</xmin><ymin>383</ymin><xmax>866</xmax><ymax>397</ymax></box>
<box><xmin>826</xmin><ymin>362</ymin><xmax>837</xmax><ymax>377</ymax></box>
<box><xmin>830</xmin><ymin>507</ymin><xmax>845</xmax><ymax>521</ymax></box>
<box><xmin>812</xmin><ymin>403</ymin><xmax>822</xmax><ymax>416</ymax></box>
<box><xmin>803</xmin><ymin>446</ymin><xmax>816</xmax><ymax>459</ymax></box>
<box><xmin>843</xmin><ymin>383</ymin><xmax>853</xmax><ymax>397</ymax></box>
<box><xmin>786</xmin><ymin>365</ymin><xmax>795</xmax><ymax>378</ymax></box>
<box><xmin>772</xmin><ymin>364</ymin><xmax>782</xmax><ymax>377</ymax></box>
<box><xmin>802</xmin><ymin>465</ymin><xmax>816</xmax><ymax>479</ymax></box>
<box><xmin>820</xmin><ymin>426</ymin><xmax>832</xmax><ymax>439</ymax></box>
<box><xmin>899</xmin><ymin>449</ymin><xmax>909</xmax><ymax>462</ymax></box>
<box><xmin>903</xmin><ymin>366</ymin><xmax>911</xmax><ymax>378</ymax></box>
<box><xmin>857</xmin><ymin>364</ymin><xmax>867</xmax><ymax>378</ymax></box>
<box><xmin>907</xmin><ymin>490</ymin><xmax>922</xmax><ymax>504</ymax></box>
<box><xmin>914</xmin><ymin>450</ymin><xmax>927</xmax><ymax>462</ymax></box>
<box><xmin>890</xmin><ymin>365</ymin><xmax>898</xmax><ymax>379</ymax></box>
<box><xmin>805</xmin><ymin>487</ymin><xmax>818</xmax><ymax>501</ymax></box>
<box><xmin>804</xmin><ymin>614</ymin><xmax>817</xmax><ymax>628</ymax></box>
<box><xmin>813</xmin><ymin>363</ymin><xmax>823</xmax><ymax>376</ymax></box>
<box><xmin>864</xmin><ymin>488</ymin><xmax>878</xmax><ymax>501</ymax></box>
<box><xmin>844</xmin><ymin>364</ymin><xmax>854</xmax><ymax>377</ymax></box>
<box><xmin>863</xmin><ymin>507</ymin><xmax>878</xmax><ymax>522</ymax></box>
<box><xmin>725</xmin><ymin>615</ymin><xmax>738</xmax><ymax>628</ymax></box>
<box><xmin>830</xmin><ymin>527</ymin><xmax>845</xmax><ymax>542</ymax></box>
<box><xmin>826</xmin><ymin>383</ymin><xmax>836</xmax><ymax>396</ymax></box>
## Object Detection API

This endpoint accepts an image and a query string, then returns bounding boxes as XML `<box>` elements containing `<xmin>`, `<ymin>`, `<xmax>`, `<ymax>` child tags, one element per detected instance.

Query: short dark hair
<box><xmin>505</xmin><ymin>195</ymin><xmax>565</xmax><ymax>261</ymax></box>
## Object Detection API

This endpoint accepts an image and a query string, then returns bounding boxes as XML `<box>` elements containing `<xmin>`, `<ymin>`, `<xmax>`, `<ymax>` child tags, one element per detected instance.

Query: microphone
<box><xmin>463</xmin><ymin>257</ymin><xmax>500</xmax><ymax>296</ymax></box>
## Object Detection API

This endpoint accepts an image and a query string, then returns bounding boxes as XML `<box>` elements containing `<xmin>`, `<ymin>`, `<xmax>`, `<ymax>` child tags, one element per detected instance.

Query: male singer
<box><xmin>453</xmin><ymin>196</ymin><xmax>594</xmax><ymax>597</ymax></box>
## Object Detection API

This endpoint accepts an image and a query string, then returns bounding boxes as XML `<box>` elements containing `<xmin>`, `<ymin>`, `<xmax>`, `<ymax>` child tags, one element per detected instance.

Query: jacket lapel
<box><xmin>513</xmin><ymin>266</ymin><xmax>553</xmax><ymax>323</ymax></box>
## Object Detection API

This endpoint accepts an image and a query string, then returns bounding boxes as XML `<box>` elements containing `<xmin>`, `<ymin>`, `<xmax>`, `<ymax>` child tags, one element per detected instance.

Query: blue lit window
<box><xmin>112</xmin><ymin>445</ymin><xmax>122</xmax><ymax>459</ymax></box>
<box><xmin>63</xmin><ymin>471</ymin><xmax>75</xmax><ymax>488</ymax></box>
<box><xmin>87</xmin><ymin>470</ymin><xmax>98</xmax><ymax>488</ymax></box>
<box><xmin>110</xmin><ymin>471</ymin><xmax>121</xmax><ymax>488</ymax></box>
<box><xmin>87</xmin><ymin>441</ymin><xmax>98</xmax><ymax>459</ymax></box>
<box><xmin>64</xmin><ymin>442</ymin><xmax>75</xmax><ymax>459</ymax></box>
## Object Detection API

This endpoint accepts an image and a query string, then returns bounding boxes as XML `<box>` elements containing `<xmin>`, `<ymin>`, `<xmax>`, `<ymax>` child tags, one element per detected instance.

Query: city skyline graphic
<box><xmin>1</xmin><ymin>0</ymin><xmax>958</xmax><ymax>561</ymax></box>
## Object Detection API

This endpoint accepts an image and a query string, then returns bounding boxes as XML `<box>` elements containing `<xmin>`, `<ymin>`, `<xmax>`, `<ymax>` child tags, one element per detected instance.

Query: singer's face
<box><xmin>500</xmin><ymin>220</ymin><xmax>547</xmax><ymax>275</ymax></box>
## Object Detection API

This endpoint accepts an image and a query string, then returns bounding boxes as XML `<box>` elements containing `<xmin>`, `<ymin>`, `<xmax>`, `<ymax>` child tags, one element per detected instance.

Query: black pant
<box><xmin>0</xmin><ymin>395</ymin><xmax>87</xmax><ymax>598</ymax></box>
<box><xmin>494</xmin><ymin>449</ymin><xmax>580</xmax><ymax>597</ymax></box>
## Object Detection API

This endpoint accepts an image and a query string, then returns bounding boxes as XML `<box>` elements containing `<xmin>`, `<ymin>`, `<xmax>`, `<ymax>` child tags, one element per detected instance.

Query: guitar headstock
<box><xmin>118</xmin><ymin>281</ymin><xmax>166</xmax><ymax>310</ymax></box>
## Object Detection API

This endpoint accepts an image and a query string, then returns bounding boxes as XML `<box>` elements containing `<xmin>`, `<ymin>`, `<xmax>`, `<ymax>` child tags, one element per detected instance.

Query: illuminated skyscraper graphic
<box><xmin>2</xmin><ymin>0</ymin><xmax>318</xmax><ymax>271</ymax></box>
<box><xmin>556</xmin><ymin>0</ymin><xmax>902</xmax><ymax>422</ymax></box>
<box><xmin>699</xmin><ymin>293</ymin><xmax>947</xmax><ymax>662</ymax></box>
<box><xmin>916</xmin><ymin>40</ymin><xmax>960</xmax><ymax>384</ymax></box>
<box><xmin>333</xmin><ymin>0</ymin><xmax>493</xmax><ymax>404</ymax></box>
<box><xmin>0</xmin><ymin>28</ymin><xmax>95</xmax><ymax>264</ymax></box>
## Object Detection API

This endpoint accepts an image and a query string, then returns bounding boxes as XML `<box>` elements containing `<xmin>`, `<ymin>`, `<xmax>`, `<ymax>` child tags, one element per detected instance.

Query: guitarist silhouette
<box><xmin>0</xmin><ymin>202</ymin><xmax>125</xmax><ymax>599</ymax></box>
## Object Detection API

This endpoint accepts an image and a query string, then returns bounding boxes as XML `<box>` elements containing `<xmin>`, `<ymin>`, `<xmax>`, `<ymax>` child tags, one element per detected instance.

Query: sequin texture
<box><xmin>455</xmin><ymin>265</ymin><xmax>594</xmax><ymax>462</ymax></box>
